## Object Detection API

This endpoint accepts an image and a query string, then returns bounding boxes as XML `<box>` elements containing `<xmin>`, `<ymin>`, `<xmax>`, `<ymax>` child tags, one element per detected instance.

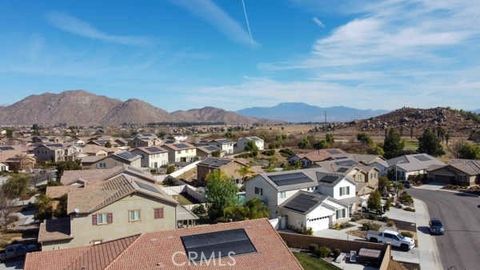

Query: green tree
<box><xmin>245</xmin><ymin>141</ymin><xmax>259</xmax><ymax>156</ymax></box>
<box><xmin>313</xmin><ymin>140</ymin><xmax>328</xmax><ymax>150</ymax></box>
<box><xmin>378</xmin><ymin>176</ymin><xmax>390</xmax><ymax>194</ymax></box>
<box><xmin>2</xmin><ymin>174</ymin><xmax>30</xmax><ymax>199</ymax></box>
<box><xmin>5</xmin><ymin>129</ymin><xmax>13</xmax><ymax>138</ymax></box>
<box><xmin>224</xmin><ymin>198</ymin><xmax>269</xmax><ymax>221</ymax></box>
<box><xmin>56</xmin><ymin>160</ymin><xmax>81</xmax><ymax>179</ymax></box>
<box><xmin>357</xmin><ymin>133</ymin><xmax>373</xmax><ymax>145</ymax></box>
<box><xmin>205</xmin><ymin>170</ymin><xmax>238</xmax><ymax>222</ymax></box>
<box><xmin>383</xmin><ymin>128</ymin><xmax>405</xmax><ymax>159</ymax></box>
<box><xmin>325</xmin><ymin>133</ymin><xmax>335</xmax><ymax>145</ymax></box>
<box><xmin>104</xmin><ymin>141</ymin><xmax>112</xmax><ymax>148</ymax></box>
<box><xmin>298</xmin><ymin>137</ymin><xmax>310</xmax><ymax>149</ymax></box>
<box><xmin>166</xmin><ymin>165</ymin><xmax>176</xmax><ymax>174</ymax></box>
<box><xmin>236</xmin><ymin>165</ymin><xmax>255</xmax><ymax>181</ymax></box>
<box><xmin>456</xmin><ymin>142</ymin><xmax>480</xmax><ymax>159</ymax></box>
<box><xmin>367</xmin><ymin>190</ymin><xmax>382</xmax><ymax>212</ymax></box>
<box><xmin>367</xmin><ymin>144</ymin><xmax>385</xmax><ymax>156</ymax></box>
<box><xmin>418</xmin><ymin>128</ymin><xmax>445</xmax><ymax>156</ymax></box>
<box><xmin>35</xmin><ymin>194</ymin><xmax>53</xmax><ymax>221</ymax></box>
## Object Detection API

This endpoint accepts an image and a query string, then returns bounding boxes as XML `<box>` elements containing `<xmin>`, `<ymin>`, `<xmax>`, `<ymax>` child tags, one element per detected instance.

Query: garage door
<box><xmin>434</xmin><ymin>175</ymin><xmax>455</xmax><ymax>185</ymax></box>
<box><xmin>307</xmin><ymin>216</ymin><xmax>330</xmax><ymax>231</ymax></box>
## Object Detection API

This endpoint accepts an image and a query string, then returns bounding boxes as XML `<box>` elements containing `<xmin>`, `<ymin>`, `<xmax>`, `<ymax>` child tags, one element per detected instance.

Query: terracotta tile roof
<box><xmin>25</xmin><ymin>219</ymin><xmax>301</xmax><ymax>270</ymax></box>
<box><xmin>61</xmin><ymin>166</ymin><xmax>125</xmax><ymax>185</ymax></box>
<box><xmin>38</xmin><ymin>218</ymin><xmax>72</xmax><ymax>243</ymax></box>
<box><xmin>297</xmin><ymin>148</ymin><xmax>347</xmax><ymax>162</ymax></box>
<box><xmin>46</xmin><ymin>186</ymin><xmax>78</xmax><ymax>199</ymax></box>
<box><xmin>67</xmin><ymin>174</ymin><xmax>177</xmax><ymax>214</ymax></box>
<box><xmin>25</xmin><ymin>235</ymin><xmax>139</xmax><ymax>270</ymax></box>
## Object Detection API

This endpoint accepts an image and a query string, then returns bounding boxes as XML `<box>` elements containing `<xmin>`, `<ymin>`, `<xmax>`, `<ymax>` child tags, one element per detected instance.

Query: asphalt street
<box><xmin>409</xmin><ymin>188</ymin><xmax>480</xmax><ymax>270</ymax></box>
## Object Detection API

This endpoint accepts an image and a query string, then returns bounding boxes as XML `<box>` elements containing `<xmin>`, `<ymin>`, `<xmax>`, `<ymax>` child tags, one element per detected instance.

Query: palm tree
<box><xmin>237</xmin><ymin>165</ymin><xmax>255</xmax><ymax>182</ymax></box>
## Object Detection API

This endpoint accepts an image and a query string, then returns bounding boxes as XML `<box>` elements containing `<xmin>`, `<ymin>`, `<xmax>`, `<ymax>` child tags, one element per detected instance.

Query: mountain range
<box><xmin>237</xmin><ymin>102</ymin><xmax>388</xmax><ymax>122</ymax></box>
<box><xmin>0</xmin><ymin>90</ymin><xmax>257</xmax><ymax>125</ymax></box>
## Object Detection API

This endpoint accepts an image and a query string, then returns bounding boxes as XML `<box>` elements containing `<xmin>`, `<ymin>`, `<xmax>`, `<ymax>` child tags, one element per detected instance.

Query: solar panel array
<box><xmin>335</xmin><ymin>159</ymin><xmax>356</xmax><ymax>167</ymax></box>
<box><xmin>145</xmin><ymin>147</ymin><xmax>164</xmax><ymax>153</ymax></box>
<box><xmin>0</xmin><ymin>146</ymin><xmax>14</xmax><ymax>151</ymax></box>
<box><xmin>413</xmin><ymin>154</ymin><xmax>432</xmax><ymax>162</ymax></box>
<box><xmin>319</xmin><ymin>174</ymin><xmax>341</xmax><ymax>183</ymax></box>
<box><xmin>135</xmin><ymin>180</ymin><xmax>160</xmax><ymax>194</ymax></box>
<box><xmin>174</xmin><ymin>143</ymin><xmax>190</xmax><ymax>149</ymax></box>
<box><xmin>181</xmin><ymin>229</ymin><xmax>256</xmax><ymax>262</ymax></box>
<box><xmin>269</xmin><ymin>172</ymin><xmax>312</xmax><ymax>186</ymax></box>
<box><xmin>283</xmin><ymin>193</ymin><xmax>322</xmax><ymax>213</ymax></box>
<box><xmin>116</xmin><ymin>151</ymin><xmax>138</xmax><ymax>160</ymax></box>
<box><xmin>327</xmin><ymin>149</ymin><xmax>341</xmax><ymax>154</ymax></box>
<box><xmin>336</xmin><ymin>167</ymin><xmax>349</xmax><ymax>173</ymax></box>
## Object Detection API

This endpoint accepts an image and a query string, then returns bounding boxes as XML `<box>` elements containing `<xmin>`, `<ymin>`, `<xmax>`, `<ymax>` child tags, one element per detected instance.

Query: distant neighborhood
<box><xmin>0</xmin><ymin>108</ymin><xmax>478</xmax><ymax>270</ymax></box>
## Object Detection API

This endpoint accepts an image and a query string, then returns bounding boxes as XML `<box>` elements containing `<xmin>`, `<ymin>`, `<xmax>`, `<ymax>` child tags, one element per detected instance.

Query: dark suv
<box><xmin>429</xmin><ymin>219</ymin><xmax>445</xmax><ymax>235</ymax></box>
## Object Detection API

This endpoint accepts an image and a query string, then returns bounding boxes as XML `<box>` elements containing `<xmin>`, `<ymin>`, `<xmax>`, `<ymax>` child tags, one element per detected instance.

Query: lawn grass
<box><xmin>403</xmin><ymin>139</ymin><xmax>418</xmax><ymax>151</ymax></box>
<box><xmin>293</xmin><ymin>252</ymin><xmax>341</xmax><ymax>270</ymax></box>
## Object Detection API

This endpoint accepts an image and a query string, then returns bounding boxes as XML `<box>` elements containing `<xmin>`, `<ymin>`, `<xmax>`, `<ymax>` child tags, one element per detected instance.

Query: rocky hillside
<box><xmin>353</xmin><ymin>107</ymin><xmax>480</xmax><ymax>136</ymax></box>
<box><xmin>0</xmin><ymin>90</ymin><xmax>259</xmax><ymax>125</ymax></box>
<box><xmin>171</xmin><ymin>107</ymin><xmax>258</xmax><ymax>124</ymax></box>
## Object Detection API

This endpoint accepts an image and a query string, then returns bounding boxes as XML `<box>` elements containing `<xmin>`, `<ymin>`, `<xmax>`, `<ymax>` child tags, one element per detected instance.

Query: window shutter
<box><xmin>92</xmin><ymin>214</ymin><xmax>97</xmax><ymax>225</ymax></box>
<box><xmin>154</xmin><ymin>208</ymin><xmax>164</xmax><ymax>219</ymax></box>
<box><xmin>107</xmin><ymin>213</ymin><xmax>113</xmax><ymax>224</ymax></box>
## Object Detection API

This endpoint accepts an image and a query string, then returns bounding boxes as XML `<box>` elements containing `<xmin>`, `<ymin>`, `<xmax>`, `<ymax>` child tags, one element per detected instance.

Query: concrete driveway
<box><xmin>409</xmin><ymin>188</ymin><xmax>480</xmax><ymax>270</ymax></box>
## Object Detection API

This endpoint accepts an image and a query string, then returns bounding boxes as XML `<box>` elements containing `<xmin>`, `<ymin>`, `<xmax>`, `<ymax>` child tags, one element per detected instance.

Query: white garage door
<box><xmin>307</xmin><ymin>216</ymin><xmax>330</xmax><ymax>231</ymax></box>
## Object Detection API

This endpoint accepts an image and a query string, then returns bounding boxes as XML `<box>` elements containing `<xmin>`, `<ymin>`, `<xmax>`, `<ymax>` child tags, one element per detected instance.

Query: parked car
<box><xmin>402</xmin><ymin>181</ymin><xmax>411</xmax><ymax>188</ymax></box>
<box><xmin>429</xmin><ymin>219</ymin><xmax>445</xmax><ymax>235</ymax></box>
<box><xmin>367</xmin><ymin>229</ymin><xmax>415</xmax><ymax>251</ymax></box>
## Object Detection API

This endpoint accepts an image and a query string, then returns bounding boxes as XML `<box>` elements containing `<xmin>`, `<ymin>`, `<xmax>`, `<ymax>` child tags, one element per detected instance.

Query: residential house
<box><xmin>279</xmin><ymin>191</ymin><xmax>350</xmax><ymax>231</ymax></box>
<box><xmin>428</xmin><ymin>159</ymin><xmax>480</xmax><ymax>186</ymax></box>
<box><xmin>0</xmin><ymin>162</ymin><xmax>8</xmax><ymax>172</ymax></box>
<box><xmin>33</xmin><ymin>144</ymin><xmax>77</xmax><ymax>163</ymax></box>
<box><xmin>196</xmin><ymin>145</ymin><xmax>223</xmax><ymax>158</ymax></box>
<box><xmin>196</xmin><ymin>157</ymin><xmax>248</xmax><ymax>184</ymax></box>
<box><xmin>38</xmin><ymin>175</ymin><xmax>179</xmax><ymax>250</ymax></box>
<box><xmin>129</xmin><ymin>134</ymin><xmax>162</xmax><ymax>148</ymax></box>
<box><xmin>235</xmin><ymin>136</ymin><xmax>265</xmax><ymax>153</ymax></box>
<box><xmin>246</xmin><ymin>168</ymin><xmax>357</xmax><ymax>221</ymax></box>
<box><xmin>289</xmin><ymin>148</ymin><xmax>348</xmax><ymax>168</ymax></box>
<box><xmin>163</xmin><ymin>143</ymin><xmax>197</xmax><ymax>163</ymax></box>
<box><xmin>5</xmin><ymin>154</ymin><xmax>36</xmax><ymax>172</ymax></box>
<box><xmin>87</xmin><ymin>151</ymin><xmax>142</xmax><ymax>169</ymax></box>
<box><xmin>209</xmin><ymin>138</ymin><xmax>235</xmax><ymax>155</ymax></box>
<box><xmin>25</xmin><ymin>219</ymin><xmax>302</xmax><ymax>270</ymax></box>
<box><xmin>131</xmin><ymin>147</ymin><xmax>169</xmax><ymax>169</ymax></box>
<box><xmin>60</xmin><ymin>165</ymin><xmax>157</xmax><ymax>186</ymax></box>
<box><xmin>387</xmin><ymin>153</ymin><xmax>445</xmax><ymax>180</ymax></box>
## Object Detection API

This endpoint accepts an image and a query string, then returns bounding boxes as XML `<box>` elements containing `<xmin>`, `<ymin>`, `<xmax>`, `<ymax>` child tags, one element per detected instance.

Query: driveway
<box><xmin>409</xmin><ymin>188</ymin><xmax>480</xmax><ymax>270</ymax></box>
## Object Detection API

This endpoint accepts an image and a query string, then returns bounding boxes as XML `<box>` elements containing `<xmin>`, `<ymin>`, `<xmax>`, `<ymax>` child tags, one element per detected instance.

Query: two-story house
<box><xmin>209</xmin><ymin>139</ymin><xmax>235</xmax><ymax>155</ymax></box>
<box><xmin>131</xmin><ymin>147</ymin><xmax>169</xmax><ymax>169</ymax></box>
<box><xmin>129</xmin><ymin>134</ymin><xmax>162</xmax><ymax>148</ymax></box>
<box><xmin>39</xmin><ymin>175</ymin><xmax>179</xmax><ymax>250</ymax></box>
<box><xmin>235</xmin><ymin>136</ymin><xmax>265</xmax><ymax>153</ymax></box>
<box><xmin>87</xmin><ymin>151</ymin><xmax>142</xmax><ymax>169</ymax></box>
<box><xmin>163</xmin><ymin>143</ymin><xmax>197</xmax><ymax>163</ymax></box>
<box><xmin>196</xmin><ymin>157</ymin><xmax>248</xmax><ymax>185</ymax></box>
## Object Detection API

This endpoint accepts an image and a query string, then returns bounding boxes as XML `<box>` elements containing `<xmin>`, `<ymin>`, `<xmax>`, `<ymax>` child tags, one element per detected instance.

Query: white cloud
<box><xmin>46</xmin><ymin>12</ymin><xmax>152</xmax><ymax>46</ymax></box>
<box><xmin>312</xmin><ymin>17</ymin><xmax>325</xmax><ymax>28</ymax></box>
<box><xmin>170</xmin><ymin>0</ymin><xmax>258</xmax><ymax>47</ymax></box>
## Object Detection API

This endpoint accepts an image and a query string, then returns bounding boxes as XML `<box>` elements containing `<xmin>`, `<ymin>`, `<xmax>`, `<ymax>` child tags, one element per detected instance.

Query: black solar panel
<box><xmin>269</xmin><ymin>172</ymin><xmax>312</xmax><ymax>186</ymax></box>
<box><xmin>413</xmin><ymin>154</ymin><xmax>431</xmax><ymax>161</ymax></box>
<box><xmin>175</xmin><ymin>143</ymin><xmax>190</xmax><ymax>149</ymax></box>
<box><xmin>145</xmin><ymin>147</ymin><xmax>163</xmax><ymax>153</ymax></box>
<box><xmin>0</xmin><ymin>146</ymin><xmax>14</xmax><ymax>151</ymax></box>
<box><xmin>320</xmin><ymin>175</ymin><xmax>341</xmax><ymax>183</ymax></box>
<box><xmin>283</xmin><ymin>193</ymin><xmax>322</xmax><ymax>213</ymax></box>
<box><xmin>116</xmin><ymin>151</ymin><xmax>138</xmax><ymax>160</ymax></box>
<box><xmin>337</xmin><ymin>167</ymin><xmax>349</xmax><ymax>173</ymax></box>
<box><xmin>335</xmin><ymin>160</ymin><xmax>356</xmax><ymax>167</ymax></box>
<box><xmin>181</xmin><ymin>229</ymin><xmax>256</xmax><ymax>262</ymax></box>
<box><xmin>135</xmin><ymin>181</ymin><xmax>160</xmax><ymax>194</ymax></box>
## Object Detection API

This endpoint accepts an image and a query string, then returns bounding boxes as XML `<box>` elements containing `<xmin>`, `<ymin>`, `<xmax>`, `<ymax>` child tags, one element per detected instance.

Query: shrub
<box><xmin>401</xmin><ymin>231</ymin><xmax>414</xmax><ymax>238</ymax></box>
<box><xmin>399</xmin><ymin>191</ymin><xmax>414</xmax><ymax>205</ymax></box>
<box><xmin>362</xmin><ymin>222</ymin><xmax>381</xmax><ymax>231</ymax></box>
<box><xmin>332</xmin><ymin>248</ymin><xmax>342</xmax><ymax>259</ymax></box>
<box><xmin>404</xmin><ymin>207</ymin><xmax>415</xmax><ymax>212</ymax></box>
<box><xmin>262</xmin><ymin>149</ymin><xmax>275</xmax><ymax>156</ymax></box>
<box><xmin>309</xmin><ymin>244</ymin><xmax>319</xmax><ymax>253</ymax></box>
<box><xmin>305</xmin><ymin>227</ymin><xmax>313</xmax><ymax>235</ymax></box>
<box><xmin>317</xmin><ymin>246</ymin><xmax>331</xmax><ymax>258</ymax></box>
<box><xmin>386</xmin><ymin>220</ymin><xmax>395</xmax><ymax>227</ymax></box>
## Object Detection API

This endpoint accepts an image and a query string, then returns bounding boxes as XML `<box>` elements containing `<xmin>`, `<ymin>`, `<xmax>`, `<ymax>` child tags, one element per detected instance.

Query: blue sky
<box><xmin>0</xmin><ymin>0</ymin><xmax>479</xmax><ymax>111</ymax></box>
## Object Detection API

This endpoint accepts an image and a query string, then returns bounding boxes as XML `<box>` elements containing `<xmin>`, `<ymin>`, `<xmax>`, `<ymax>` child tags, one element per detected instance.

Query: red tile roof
<box><xmin>25</xmin><ymin>219</ymin><xmax>302</xmax><ymax>270</ymax></box>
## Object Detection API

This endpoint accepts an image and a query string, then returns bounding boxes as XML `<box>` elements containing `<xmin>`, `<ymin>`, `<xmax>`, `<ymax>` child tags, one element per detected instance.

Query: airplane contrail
<box><xmin>240</xmin><ymin>0</ymin><xmax>254</xmax><ymax>45</ymax></box>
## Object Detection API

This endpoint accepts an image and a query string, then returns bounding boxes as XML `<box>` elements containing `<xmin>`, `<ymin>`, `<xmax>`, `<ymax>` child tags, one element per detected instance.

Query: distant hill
<box><xmin>237</xmin><ymin>102</ymin><xmax>387</xmax><ymax>122</ymax></box>
<box><xmin>0</xmin><ymin>90</ymin><xmax>259</xmax><ymax>125</ymax></box>
<box><xmin>354</xmin><ymin>107</ymin><xmax>480</xmax><ymax>136</ymax></box>
<box><xmin>171</xmin><ymin>107</ymin><xmax>258</xmax><ymax>124</ymax></box>
<box><xmin>474</xmin><ymin>109</ymin><xmax>480</xmax><ymax>114</ymax></box>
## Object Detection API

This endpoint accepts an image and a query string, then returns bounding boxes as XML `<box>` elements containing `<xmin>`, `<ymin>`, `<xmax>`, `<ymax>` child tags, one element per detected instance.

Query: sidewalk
<box><xmin>413</xmin><ymin>198</ymin><xmax>443</xmax><ymax>270</ymax></box>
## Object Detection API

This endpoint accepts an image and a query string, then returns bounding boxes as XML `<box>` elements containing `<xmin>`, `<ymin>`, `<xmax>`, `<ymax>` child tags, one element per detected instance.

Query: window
<box><xmin>279</xmin><ymin>192</ymin><xmax>286</xmax><ymax>199</ymax></box>
<box><xmin>92</xmin><ymin>213</ymin><xmax>112</xmax><ymax>225</ymax></box>
<box><xmin>339</xmin><ymin>186</ymin><xmax>350</xmax><ymax>196</ymax></box>
<box><xmin>254</xmin><ymin>187</ymin><xmax>263</xmax><ymax>196</ymax></box>
<box><xmin>154</xmin><ymin>208</ymin><xmax>164</xmax><ymax>219</ymax></box>
<box><xmin>336</xmin><ymin>209</ymin><xmax>346</xmax><ymax>219</ymax></box>
<box><xmin>129</xmin><ymin>210</ymin><xmax>141</xmax><ymax>222</ymax></box>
